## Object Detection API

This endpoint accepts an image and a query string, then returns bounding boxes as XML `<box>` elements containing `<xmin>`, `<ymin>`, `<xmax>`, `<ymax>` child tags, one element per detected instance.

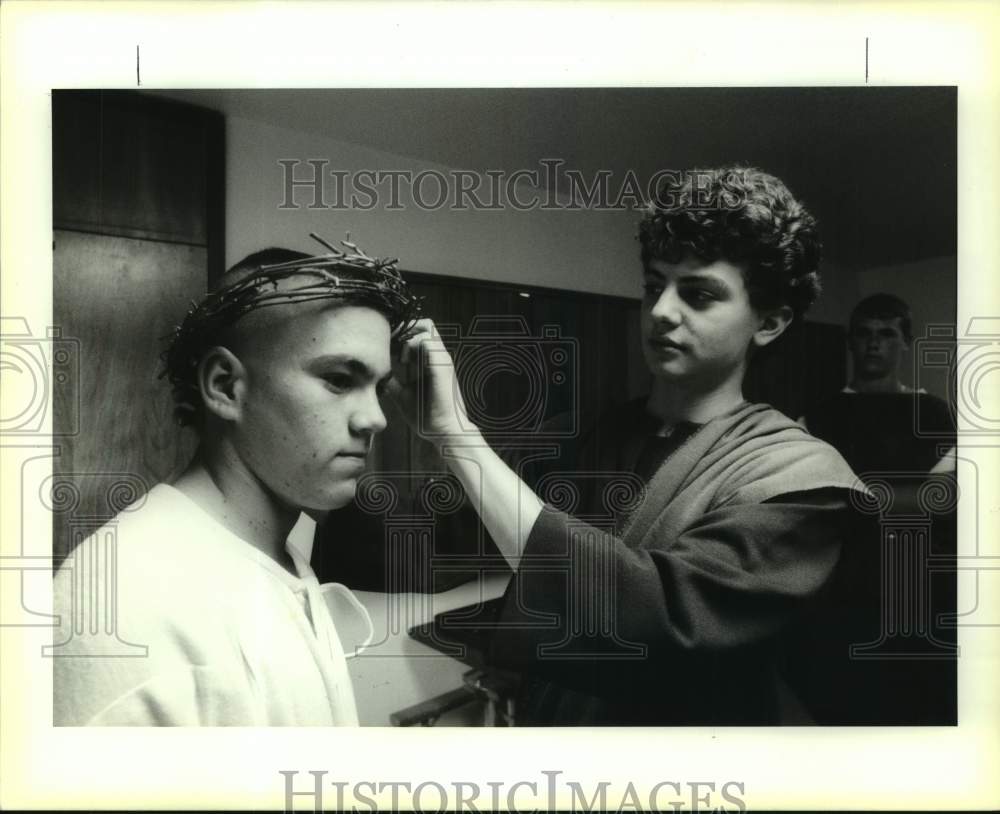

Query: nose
<box><xmin>349</xmin><ymin>390</ymin><xmax>388</xmax><ymax>439</ymax></box>
<box><xmin>649</xmin><ymin>286</ymin><xmax>683</xmax><ymax>327</ymax></box>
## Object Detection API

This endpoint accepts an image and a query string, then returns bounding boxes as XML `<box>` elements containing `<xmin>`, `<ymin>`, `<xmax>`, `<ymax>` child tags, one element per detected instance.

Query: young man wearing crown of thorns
<box><xmin>53</xmin><ymin>237</ymin><xmax>420</xmax><ymax>726</ymax></box>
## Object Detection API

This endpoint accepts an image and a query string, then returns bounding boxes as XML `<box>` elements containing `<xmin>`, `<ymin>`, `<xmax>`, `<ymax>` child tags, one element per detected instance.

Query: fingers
<box><xmin>397</xmin><ymin>318</ymin><xmax>444</xmax><ymax>367</ymax></box>
<box><xmin>397</xmin><ymin>317</ymin><xmax>437</xmax><ymax>343</ymax></box>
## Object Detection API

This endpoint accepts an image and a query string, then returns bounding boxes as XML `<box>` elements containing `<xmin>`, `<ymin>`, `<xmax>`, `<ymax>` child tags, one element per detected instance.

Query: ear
<box><xmin>197</xmin><ymin>346</ymin><xmax>247</xmax><ymax>422</ymax></box>
<box><xmin>751</xmin><ymin>305</ymin><xmax>794</xmax><ymax>349</ymax></box>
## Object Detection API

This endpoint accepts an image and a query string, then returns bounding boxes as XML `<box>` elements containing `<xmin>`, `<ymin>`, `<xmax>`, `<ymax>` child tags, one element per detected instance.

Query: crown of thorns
<box><xmin>160</xmin><ymin>233</ymin><xmax>420</xmax><ymax>422</ymax></box>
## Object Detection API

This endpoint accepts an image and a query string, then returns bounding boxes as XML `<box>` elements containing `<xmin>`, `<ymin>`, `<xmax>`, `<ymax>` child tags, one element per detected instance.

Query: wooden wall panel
<box><xmin>52</xmin><ymin>231</ymin><xmax>203</xmax><ymax>560</ymax></box>
<box><xmin>313</xmin><ymin>272</ymin><xmax>646</xmax><ymax>591</ymax></box>
<box><xmin>53</xmin><ymin>90</ymin><xmax>225</xmax><ymax>278</ymax></box>
<box><xmin>314</xmin><ymin>270</ymin><xmax>852</xmax><ymax>592</ymax></box>
<box><xmin>51</xmin><ymin>90</ymin><xmax>223</xmax><ymax>564</ymax></box>
<box><xmin>744</xmin><ymin>320</ymin><xmax>847</xmax><ymax>419</ymax></box>
<box><xmin>53</xmin><ymin>91</ymin><xmax>202</xmax><ymax>241</ymax></box>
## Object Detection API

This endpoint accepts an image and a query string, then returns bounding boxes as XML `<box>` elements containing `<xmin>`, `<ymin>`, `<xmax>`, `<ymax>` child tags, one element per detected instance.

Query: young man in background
<box><xmin>798</xmin><ymin>298</ymin><xmax>958</xmax><ymax>725</ymax></box>
<box><xmin>802</xmin><ymin>292</ymin><xmax>956</xmax><ymax>476</ymax></box>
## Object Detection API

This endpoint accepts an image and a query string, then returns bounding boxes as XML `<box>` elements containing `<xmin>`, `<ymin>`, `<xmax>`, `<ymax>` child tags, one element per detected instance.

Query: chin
<box><xmin>307</xmin><ymin>480</ymin><xmax>359</xmax><ymax>513</ymax></box>
<box><xmin>861</xmin><ymin>366</ymin><xmax>889</xmax><ymax>378</ymax></box>
<box><xmin>645</xmin><ymin>358</ymin><xmax>689</xmax><ymax>378</ymax></box>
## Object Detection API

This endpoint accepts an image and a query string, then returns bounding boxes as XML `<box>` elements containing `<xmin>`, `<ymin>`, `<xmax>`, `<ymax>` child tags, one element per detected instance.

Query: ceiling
<box><xmin>156</xmin><ymin>87</ymin><xmax>956</xmax><ymax>267</ymax></box>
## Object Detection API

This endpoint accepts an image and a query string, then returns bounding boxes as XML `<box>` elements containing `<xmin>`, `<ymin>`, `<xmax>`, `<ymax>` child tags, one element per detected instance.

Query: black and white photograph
<box><xmin>2</xmin><ymin>2</ymin><xmax>998</xmax><ymax>812</ymax></box>
<box><xmin>47</xmin><ymin>85</ymin><xmax>959</xmax><ymax>730</ymax></box>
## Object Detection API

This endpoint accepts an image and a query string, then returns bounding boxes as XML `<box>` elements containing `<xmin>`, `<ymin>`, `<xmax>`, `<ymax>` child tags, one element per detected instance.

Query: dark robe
<box><xmin>799</xmin><ymin>390</ymin><xmax>959</xmax><ymax>725</ymax></box>
<box><xmin>486</xmin><ymin>399</ymin><xmax>866</xmax><ymax>725</ymax></box>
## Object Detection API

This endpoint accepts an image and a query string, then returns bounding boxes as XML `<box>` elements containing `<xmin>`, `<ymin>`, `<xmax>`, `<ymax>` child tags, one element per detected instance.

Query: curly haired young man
<box><xmin>391</xmin><ymin>166</ymin><xmax>867</xmax><ymax>725</ymax></box>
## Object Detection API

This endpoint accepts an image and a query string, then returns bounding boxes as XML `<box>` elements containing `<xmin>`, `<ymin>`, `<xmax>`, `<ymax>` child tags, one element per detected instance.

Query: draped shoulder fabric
<box><xmin>487</xmin><ymin>400</ymin><xmax>867</xmax><ymax>725</ymax></box>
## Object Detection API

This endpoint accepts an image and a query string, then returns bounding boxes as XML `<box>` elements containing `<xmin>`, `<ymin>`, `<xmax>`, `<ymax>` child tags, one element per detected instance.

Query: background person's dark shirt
<box><xmin>804</xmin><ymin>391</ymin><xmax>955</xmax><ymax>475</ymax></box>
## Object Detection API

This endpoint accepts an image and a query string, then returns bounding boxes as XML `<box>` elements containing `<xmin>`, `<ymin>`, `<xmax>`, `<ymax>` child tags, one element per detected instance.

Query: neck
<box><xmin>646</xmin><ymin>371</ymin><xmax>747</xmax><ymax>425</ymax></box>
<box><xmin>849</xmin><ymin>374</ymin><xmax>906</xmax><ymax>394</ymax></box>
<box><xmin>172</xmin><ymin>443</ymin><xmax>300</xmax><ymax>574</ymax></box>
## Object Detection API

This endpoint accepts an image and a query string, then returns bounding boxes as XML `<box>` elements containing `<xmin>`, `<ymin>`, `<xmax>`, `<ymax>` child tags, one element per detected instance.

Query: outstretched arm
<box><xmin>387</xmin><ymin>318</ymin><xmax>542</xmax><ymax>570</ymax></box>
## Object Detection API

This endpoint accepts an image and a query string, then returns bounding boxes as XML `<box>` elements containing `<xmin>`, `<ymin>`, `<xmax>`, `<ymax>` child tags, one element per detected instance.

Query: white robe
<box><xmin>52</xmin><ymin>484</ymin><xmax>371</xmax><ymax>726</ymax></box>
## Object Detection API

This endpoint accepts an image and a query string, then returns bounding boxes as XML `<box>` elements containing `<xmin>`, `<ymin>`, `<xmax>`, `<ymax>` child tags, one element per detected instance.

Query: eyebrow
<box><xmin>681</xmin><ymin>274</ymin><xmax>731</xmax><ymax>293</ymax></box>
<box><xmin>853</xmin><ymin>324</ymin><xmax>901</xmax><ymax>334</ymax></box>
<box><xmin>308</xmin><ymin>354</ymin><xmax>392</xmax><ymax>384</ymax></box>
<box><xmin>643</xmin><ymin>269</ymin><xmax>732</xmax><ymax>293</ymax></box>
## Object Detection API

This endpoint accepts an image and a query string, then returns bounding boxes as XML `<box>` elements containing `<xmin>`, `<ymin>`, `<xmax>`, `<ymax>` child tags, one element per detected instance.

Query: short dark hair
<box><xmin>213</xmin><ymin>247</ymin><xmax>311</xmax><ymax>291</ymax></box>
<box><xmin>849</xmin><ymin>293</ymin><xmax>913</xmax><ymax>343</ymax></box>
<box><xmin>637</xmin><ymin>166</ymin><xmax>822</xmax><ymax>318</ymax></box>
<box><xmin>162</xmin><ymin>243</ymin><xmax>418</xmax><ymax>428</ymax></box>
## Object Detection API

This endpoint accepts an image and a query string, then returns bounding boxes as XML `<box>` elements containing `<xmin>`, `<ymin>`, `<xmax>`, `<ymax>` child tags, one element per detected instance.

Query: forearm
<box><xmin>435</xmin><ymin>429</ymin><xmax>543</xmax><ymax>571</ymax></box>
<box><xmin>389</xmin><ymin>318</ymin><xmax>546</xmax><ymax>569</ymax></box>
<box><xmin>488</xmin><ymin>490</ymin><xmax>850</xmax><ymax>685</ymax></box>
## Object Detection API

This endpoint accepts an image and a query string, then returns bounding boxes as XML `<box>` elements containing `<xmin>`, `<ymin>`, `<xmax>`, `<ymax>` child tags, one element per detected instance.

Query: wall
<box><xmin>51</xmin><ymin>91</ymin><xmax>223</xmax><ymax>563</ymax></box>
<box><xmin>225</xmin><ymin>115</ymin><xmax>957</xmax><ymax>402</ymax></box>
<box><xmin>805</xmin><ymin>259</ymin><xmax>863</xmax><ymax>327</ymax></box>
<box><xmin>226</xmin><ymin>116</ymin><xmax>640</xmax><ymax>298</ymax></box>
<box><xmin>857</xmin><ymin>255</ymin><xmax>957</xmax><ymax>339</ymax></box>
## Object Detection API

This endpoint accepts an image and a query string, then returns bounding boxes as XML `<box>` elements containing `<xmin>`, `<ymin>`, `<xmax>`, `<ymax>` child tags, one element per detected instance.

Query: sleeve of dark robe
<box><xmin>486</xmin><ymin>486</ymin><xmax>852</xmax><ymax>698</ymax></box>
